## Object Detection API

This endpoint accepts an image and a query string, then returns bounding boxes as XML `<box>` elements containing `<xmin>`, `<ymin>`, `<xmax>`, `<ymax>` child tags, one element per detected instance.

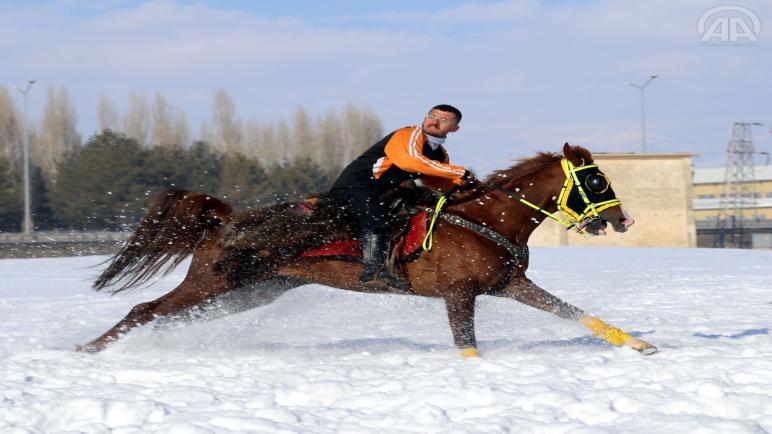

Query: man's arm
<box><xmin>384</xmin><ymin>127</ymin><xmax>466</xmax><ymax>182</ymax></box>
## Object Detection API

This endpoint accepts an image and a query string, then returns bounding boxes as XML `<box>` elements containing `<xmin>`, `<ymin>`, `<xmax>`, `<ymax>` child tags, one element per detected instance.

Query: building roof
<box><xmin>694</xmin><ymin>165</ymin><xmax>772</xmax><ymax>184</ymax></box>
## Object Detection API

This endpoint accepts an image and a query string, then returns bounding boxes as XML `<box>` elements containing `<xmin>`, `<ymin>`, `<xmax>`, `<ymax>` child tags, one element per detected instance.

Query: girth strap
<box><xmin>425</xmin><ymin>207</ymin><xmax>529</xmax><ymax>265</ymax></box>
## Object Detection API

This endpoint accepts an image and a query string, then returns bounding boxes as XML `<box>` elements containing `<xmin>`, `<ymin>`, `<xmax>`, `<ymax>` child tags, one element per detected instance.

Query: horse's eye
<box><xmin>585</xmin><ymin>174</ymin><xmax>609</xmax><ymax>193</ymax></box>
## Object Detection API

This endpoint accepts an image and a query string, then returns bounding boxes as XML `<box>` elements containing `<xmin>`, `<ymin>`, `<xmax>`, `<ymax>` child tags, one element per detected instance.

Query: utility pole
<box><xmin>16</xmin><ymin>80</ymin><xmax>36</xmax><ymax>234</ymax></box>
<box><xmin>628</xmin><ymin>75</ymin><xmax>658</xmax><ymax>154</ymax></box>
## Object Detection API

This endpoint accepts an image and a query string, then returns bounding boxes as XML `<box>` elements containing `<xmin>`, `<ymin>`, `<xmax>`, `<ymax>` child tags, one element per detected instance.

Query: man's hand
<box><xmin>460</xmin><ymin>169</ymin><xmax>478</xmax><ymax>189</ymax></box>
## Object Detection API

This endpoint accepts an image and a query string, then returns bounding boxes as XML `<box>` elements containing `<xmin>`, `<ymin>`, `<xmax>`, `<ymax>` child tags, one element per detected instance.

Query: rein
<box><xmin>492</xmin><ymin>185</ymin><xmax>575</xmax><ymax>230</ymax></box>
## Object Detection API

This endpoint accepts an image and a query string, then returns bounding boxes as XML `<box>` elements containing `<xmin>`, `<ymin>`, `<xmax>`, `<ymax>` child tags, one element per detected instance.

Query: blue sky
<box><xmin>2</xmin><ymin>0</ymin><xmax>771</xmax><ymax>174</ymax></box>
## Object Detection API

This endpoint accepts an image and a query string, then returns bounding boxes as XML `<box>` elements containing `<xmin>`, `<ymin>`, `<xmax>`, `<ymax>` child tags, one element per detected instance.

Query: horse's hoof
<box><xmin>359</xmin><ymin>280</ymin><xmax>389</xmax><ymax>292</ymax></box>
<box><xmin>627</xmin><ymin>338</ymin><xmax>658</xmax><ymax>355</ymax></box>
<box><xmin>75</xmin><ymin>343</ymin><xmax>101</xmax><ymax>353</ymax></box>
<box><xmin>460</xmin><ymin>347</ymin><xmax>479</xmax><ymax>358</ymax></box>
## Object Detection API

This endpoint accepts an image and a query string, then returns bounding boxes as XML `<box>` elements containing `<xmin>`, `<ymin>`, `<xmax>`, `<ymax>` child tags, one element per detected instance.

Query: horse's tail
<box><xmin>94</xmin><ymin>188</ymin><xmax>233</xmax><ymax>294</ymax></box>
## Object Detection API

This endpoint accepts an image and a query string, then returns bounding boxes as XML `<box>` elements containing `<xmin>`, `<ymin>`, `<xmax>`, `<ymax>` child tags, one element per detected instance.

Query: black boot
<box><xmin>359</xmin><ymin>232</ymin><xmax>410</xmax><ymax>291</ymax></box>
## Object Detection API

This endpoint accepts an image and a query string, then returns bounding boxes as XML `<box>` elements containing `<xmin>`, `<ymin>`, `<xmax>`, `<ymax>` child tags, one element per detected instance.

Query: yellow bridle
<box><xmin>555</xmin><ymin>158</ymin><xmax>621</xmax><ymax>223</ymax></box>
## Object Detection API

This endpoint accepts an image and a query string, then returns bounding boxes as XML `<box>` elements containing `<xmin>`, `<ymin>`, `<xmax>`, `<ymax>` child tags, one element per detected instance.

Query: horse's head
<box><xmin>562</xmin><ymin>143</ymin><xmax>634</xmax><ymax>235</ymax></box>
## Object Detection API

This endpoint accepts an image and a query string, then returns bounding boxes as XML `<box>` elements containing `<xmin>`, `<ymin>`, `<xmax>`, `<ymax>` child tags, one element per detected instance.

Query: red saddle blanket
<box><xmin>301</xmin><ymin>211</ymin><xmax>429</xmax><ymax>261</ymax></box>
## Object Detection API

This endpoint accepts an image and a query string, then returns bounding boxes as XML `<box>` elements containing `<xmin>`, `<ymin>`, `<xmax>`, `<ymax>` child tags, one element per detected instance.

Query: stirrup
<box><xmin>359</xmin><ymin>278</ymin><xmax>390</xmax><ymax>292</ymax></box>
<box><xmin>375</xmin><ymin>270</ymin><xmax>410</xmax><ymax>291</ymax></box>
<box><xmin>358</xmin><ymin>271</ymin><xmax>410</xmax><ymax>292</ymax></box>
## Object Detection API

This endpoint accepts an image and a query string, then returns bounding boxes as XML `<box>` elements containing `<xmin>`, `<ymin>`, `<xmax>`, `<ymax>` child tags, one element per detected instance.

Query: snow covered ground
<box><xmin>0</xmin><ymin>247</ymin><xmax>770</xmax><ymax>433</ymax></box>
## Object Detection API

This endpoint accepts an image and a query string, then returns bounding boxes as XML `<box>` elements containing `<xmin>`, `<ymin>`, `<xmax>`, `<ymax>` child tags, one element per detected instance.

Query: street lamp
<box><xmin>16</xmin><ymin>80</ymin><xmax>35</xmax><ymax>234</ymax></box>
<box><xmin>628</xmin><ymin>74</ymin><xmax>658</xmax><ymax>154</ymax></box>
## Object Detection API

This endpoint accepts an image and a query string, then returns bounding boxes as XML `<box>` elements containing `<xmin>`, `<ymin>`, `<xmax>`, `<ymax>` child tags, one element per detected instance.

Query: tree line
<box><xmin>0</xmin><ymin>86</ymin><xmax>384</xmax><ymax>231</ymax></box>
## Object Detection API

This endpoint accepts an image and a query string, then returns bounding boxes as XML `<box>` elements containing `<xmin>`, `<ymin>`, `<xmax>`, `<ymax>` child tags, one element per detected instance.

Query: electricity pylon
<box><xmin>715</xmin><ymin>121</ymin><xmax>762</xmax><ymax>248</ymax></box>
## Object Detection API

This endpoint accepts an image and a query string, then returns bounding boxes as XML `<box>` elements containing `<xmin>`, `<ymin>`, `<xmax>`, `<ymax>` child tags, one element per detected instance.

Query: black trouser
<box><xmin>330</xmin><ymin>187</ymin><xmax>390</xmax><ymax>236</ymax></box>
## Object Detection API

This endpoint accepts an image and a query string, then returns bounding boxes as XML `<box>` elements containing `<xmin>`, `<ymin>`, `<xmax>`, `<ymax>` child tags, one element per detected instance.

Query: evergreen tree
<box><xmin>49</xmin><ymin>130</ymin><xmax>146</xmax><ymax>229</ymax></box>
<box><xmin>218</xmin><ymin>153</ymin><xmax>271</xmax><ymax>209</ymax></box>
<box><xmin>268</xmin><ymin>157</ymin><xmax>335</xmax><ymax>203</ymax></box>
<box><xmin>0</xmin><ymin>157</ymin><xmax>21</xmax><ymax>231</ymax></box>
<box><xmin>180</xmin><ymin>141</ymin><xmax>223</xmax><ymax>192</ymax></box>
<box><xmin>31</xmin><ymin>164</ymin><xmax>55</xmax><ymax>230</ymax></box>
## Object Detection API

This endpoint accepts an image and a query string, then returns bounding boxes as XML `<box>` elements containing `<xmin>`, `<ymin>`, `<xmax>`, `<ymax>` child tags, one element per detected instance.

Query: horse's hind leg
<box><xmin>77</xmin><ymin>276</ymin><xmax>231</xmax><ymax>353</ymax></box>
<box><xmin>496</xmin><ymin>277</ymin><xmax>657</xmax><ymax>354</ymax></box>
<box><xmin>77</xmin><ymin>295</ymin><xmax>166</xmax><ymax>353</ymax></box>
<box><xmin>77</xmin><ymin>276</ymin><xmax>305</xmax><ymax>353</ymax></box>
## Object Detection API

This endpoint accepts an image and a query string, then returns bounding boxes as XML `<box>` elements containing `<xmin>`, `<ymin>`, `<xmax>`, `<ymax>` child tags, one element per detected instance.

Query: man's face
<box><xmin>421</xmin><ymin>109</ymin><xmax>460</xmax><ymax>138</ymax></box>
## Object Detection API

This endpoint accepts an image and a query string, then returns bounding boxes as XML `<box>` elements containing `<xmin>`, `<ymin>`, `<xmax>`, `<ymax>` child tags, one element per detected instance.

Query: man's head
<box><xmin>422</xmin><ymin>104</ymin><xmax>461</xmax><ymax>138</ymax></box>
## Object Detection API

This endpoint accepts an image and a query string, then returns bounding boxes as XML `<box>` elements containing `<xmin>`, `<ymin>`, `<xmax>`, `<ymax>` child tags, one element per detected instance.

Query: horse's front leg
<box><xmin>496</xmin><ymin>277</ymin><xmax>657</xmax><ymax>354</ymax></box>
<box><xmin>443</xmin><ymin>291</ymin><xmax>480</xmax><ymax>358</ymax></box>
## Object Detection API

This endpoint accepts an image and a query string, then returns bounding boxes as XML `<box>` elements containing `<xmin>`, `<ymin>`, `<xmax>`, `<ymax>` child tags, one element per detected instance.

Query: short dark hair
<box><xmin>431</xmin><ymin>104</ymin><xmax>462</xmax><ymax>123</ymax></box>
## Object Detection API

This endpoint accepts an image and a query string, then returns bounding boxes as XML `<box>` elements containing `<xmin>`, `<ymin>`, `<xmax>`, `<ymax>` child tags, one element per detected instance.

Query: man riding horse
<box><xmin>330</xmin><ymin>104</ymin><xmax>476</xmax><ymax>291</ymax></box>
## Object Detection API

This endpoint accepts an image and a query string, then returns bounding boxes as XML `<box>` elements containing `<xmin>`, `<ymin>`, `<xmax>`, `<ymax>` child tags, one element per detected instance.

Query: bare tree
<box><xmin>198</xmin><ymin>119</ymin><xmax>215</xmax><ymax>148</ymax></box>
<box><xmin>0</xmin><ymin>86</ymin><xmax>22</xmax><ymax>168</ymax></box>
<box><xmin>341</xmin><ymin>102</ymin><xmax>383</xmax><ymax>166</ymax></box>
<box><xmin>97</xmin><ymin>95</ymin><xmax>120</xmax><ymax>132</ymax></box>
<box><xmin>188</xmin><ymin>98</ymin><xmax>382</xmax><ymax>168</ymax></box>
<box><xmin>259</xmin><ymin>122</ymin><xmax>278</xmax><ymax>165</ymax></box>
<box><xmin>35</xmin><ymin>85</ymin><xmax>81</xmax><ymax>174</ymax></box>
<box><xmin>211</xmin><ymin>89</ymin><xmax>242</xmax><ymax>154</ymax></box>
<box><xmin>276</xmin><ymin>118</ymin><xmax>291</xmax><ymax>165</ymax></box>
<box><xmin>170</xmin><ymin>109</ymin><xmax>189</xmax><ymax>148</ymax></box>
<box><xmin>316</xmin><ymin>107</ymin><xmax>343</xmax><ymax>170</ymax></box>
<box><xmin>359</xmin><ymin>105</ymin><xmax>384</xmax><ymax>148</ymax></box>
<box><xmin>123</xmin><ymin>90</ymin><xmax>150</xmax><ymax>147</ymax></box>
<box><xmin>151</xmin><ymin>92</ymin><xmax>189</xmax><ymax>147</ymax></box>
<box><xmin>243</xmin><ymin>117</ymin><xmax>280</xmax><ymax>163</ymax></box>
<box><xmin>292</xmin><ymin>105</ymin><xmax>313</xmax><ymax>161</ymax></box>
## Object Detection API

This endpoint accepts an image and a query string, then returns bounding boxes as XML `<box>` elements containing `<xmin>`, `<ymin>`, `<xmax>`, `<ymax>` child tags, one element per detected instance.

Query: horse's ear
<box><xmin>563</xmin><ymin>143</ymin><xmax>583</xmax><ymax>166</ymax></box>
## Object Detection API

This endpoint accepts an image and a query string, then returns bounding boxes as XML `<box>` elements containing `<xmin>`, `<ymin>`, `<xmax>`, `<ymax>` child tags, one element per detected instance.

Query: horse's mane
<box><xmin>483</xmin><ymin>152</ymin><xmax>561</xmax><ymax>184</ymax></box>
<box><xmin>456</xmin><ymin>146</ymin><xmax>593</xmax><ymax>202</ymax></box>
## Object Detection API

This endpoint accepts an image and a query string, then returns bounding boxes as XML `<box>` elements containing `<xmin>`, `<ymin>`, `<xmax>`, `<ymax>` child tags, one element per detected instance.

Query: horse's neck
<box><xmin>449</xmin><ymin>165</ymin><xmax>563</xmax><ymax>245</ymax></box>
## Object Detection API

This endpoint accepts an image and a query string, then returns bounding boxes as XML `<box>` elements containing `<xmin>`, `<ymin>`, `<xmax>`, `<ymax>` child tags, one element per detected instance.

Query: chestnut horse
<box><xmin>78</xmin><ymin>144</ymin><xmax>657</xmax><ymax>356</ymax></box>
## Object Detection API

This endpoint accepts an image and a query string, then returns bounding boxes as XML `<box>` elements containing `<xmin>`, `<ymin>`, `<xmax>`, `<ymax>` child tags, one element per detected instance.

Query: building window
<box><xmin>697</xmin><ymin>194</ymin><xmax>716</xmax><ymax>199</ymax></box>
<box><xmin>718</xmin><ymin>193</ymin><xmax>763</xmax><ymax>198</ymax></box>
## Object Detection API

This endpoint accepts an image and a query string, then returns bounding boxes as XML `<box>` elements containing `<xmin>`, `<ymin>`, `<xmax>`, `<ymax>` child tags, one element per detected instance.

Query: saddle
<box><xmin>299</xmin><ymin>208</ymin><xmax>430</xmax><ymax>263</ymax></box>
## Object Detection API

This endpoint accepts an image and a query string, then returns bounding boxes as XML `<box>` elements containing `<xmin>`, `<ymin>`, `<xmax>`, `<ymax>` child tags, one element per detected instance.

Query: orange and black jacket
<box><xmin>330</xmin><ymin>126</ymin><xmax>466</xmax><ymax>191</ymax></box>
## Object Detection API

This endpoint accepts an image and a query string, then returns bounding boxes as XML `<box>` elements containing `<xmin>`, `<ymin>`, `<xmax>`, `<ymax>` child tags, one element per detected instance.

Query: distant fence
<box><xmin>695</xmin><ymin>219</ymin><xmax>772</xmax><ymax>249</ymax></box>
<box><xmin>0</xmin><ymin>231</ymin><xmax>131</xmax><ymax>259</ymax></box>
